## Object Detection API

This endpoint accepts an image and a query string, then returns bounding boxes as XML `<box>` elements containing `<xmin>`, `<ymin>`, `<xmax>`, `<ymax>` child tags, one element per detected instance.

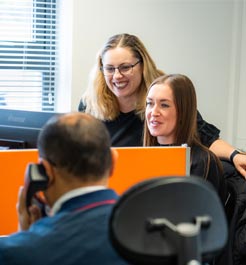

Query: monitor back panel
<box><xmin>109</xmin><ymin>146</ymin><xmax>190</xmax><ymax>194</ymax></box>
<box><xmin>0</xmin><ymin>146</ymin><xmax>189</xmax><ymax>235</ymax></box>
<box><xmin>0</xmin><ymin>149</ymin><xmax>39</xmax><ymax>235</ymax></box>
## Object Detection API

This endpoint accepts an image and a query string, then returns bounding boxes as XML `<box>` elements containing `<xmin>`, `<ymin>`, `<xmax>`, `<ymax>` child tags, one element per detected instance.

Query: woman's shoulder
<box><xmin>196</xmin><ymin>110</ymin><xmax>220</xmax><ymax>147</ymax></box>
<box><xmin>192</xmin><ymin>143</ymin><xmax>215</xmax><ymax>157</ymax></box>
<box><xmin>192</xmin><ymin>144</ymin><xmax>207</xmax><ymax>157</ymax></box>
<box><xmin>191</xmin><ymin>144</ymin><xmax>220</xmax><ymax>169</ymax></box>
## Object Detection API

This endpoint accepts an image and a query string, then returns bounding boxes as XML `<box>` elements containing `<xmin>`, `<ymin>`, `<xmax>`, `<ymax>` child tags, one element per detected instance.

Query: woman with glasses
<box><xmin>79</xmin><ymin>33</ymin><xmax>163</xmax><ymax>146</ymax></box>
<box><xmin>78</xmin><ymin>33</ymin><xmax>246</xmax><ymax>178</ymax></box>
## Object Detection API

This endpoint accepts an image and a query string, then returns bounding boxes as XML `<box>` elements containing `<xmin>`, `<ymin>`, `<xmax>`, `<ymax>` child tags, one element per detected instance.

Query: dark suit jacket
<box><xmin>0</xmin><ymin>189</ymin><xmax>127</xmax><ymax>265</ymax></box>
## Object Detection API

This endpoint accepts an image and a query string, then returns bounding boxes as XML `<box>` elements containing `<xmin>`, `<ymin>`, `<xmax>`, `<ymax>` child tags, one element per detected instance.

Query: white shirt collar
<box><xmin>50</xmin><ymin>186</ymin><xmax>106</xmax><ymax>216</ymax></box>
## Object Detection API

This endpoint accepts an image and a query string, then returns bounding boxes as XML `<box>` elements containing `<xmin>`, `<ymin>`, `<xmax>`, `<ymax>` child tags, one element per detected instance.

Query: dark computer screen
<box><xmin>0</xmin><ymin>108</ymin><xmax>62</xmax><ymax>149</ymax></box>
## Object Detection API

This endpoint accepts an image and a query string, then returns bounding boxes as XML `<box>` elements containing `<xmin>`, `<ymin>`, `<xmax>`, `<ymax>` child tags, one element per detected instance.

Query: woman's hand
<box><xmin>209</xmin><ymin>139</ymin><xmax>246</xmax><ymax>179</ymax></box>
<box><xmin>233</xmin><ymin>153</ymin><xmax>246</xmax><ymax>179</ymax></box>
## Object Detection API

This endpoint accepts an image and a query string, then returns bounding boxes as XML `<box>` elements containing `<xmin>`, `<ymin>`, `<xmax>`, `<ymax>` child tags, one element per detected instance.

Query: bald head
<box><xmin>37</xmin><ymin>112</ymin><xmax>112</xmax><ymax>181</ymax></box>
<box><xmin>58</xmin><ymin>112</ymin><xmax>96</xmax><ymax>125</ymax></box>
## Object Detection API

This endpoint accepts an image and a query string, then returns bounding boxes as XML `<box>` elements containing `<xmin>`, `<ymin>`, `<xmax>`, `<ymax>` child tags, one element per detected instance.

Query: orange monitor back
<box><xmin>109</xmin><ymin>146</ymin><xmax>190</xmax><ymax>194</ymax></box>
<box><xmin>0</xmin><ymin>146</ymin><xmax>190</xmax><ymax>235</ymax></box>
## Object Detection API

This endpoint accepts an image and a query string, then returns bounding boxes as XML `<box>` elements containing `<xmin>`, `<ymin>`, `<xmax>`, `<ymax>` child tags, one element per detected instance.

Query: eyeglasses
<box><xmin>100</xmin><ymin>61</ymin><xmax>141</xmax><ymax>76</ymax></box>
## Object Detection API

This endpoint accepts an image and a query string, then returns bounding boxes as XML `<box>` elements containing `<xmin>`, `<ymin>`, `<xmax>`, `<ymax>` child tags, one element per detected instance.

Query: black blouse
<box><xmin>103</xmin><ymin>111</ymin><xmax>143</xmax><ymax>147</ymax></box>
<box><xmin>78</xmin><ymin>101</ymin><xmax>220</xmax><ymax>148</ymax></box>
<box><xmin>104</xmin><ymin>111</ymin><xmax>220</xmax><ymax>147</ymax></box>
<box><xmin>190</xmin><ymin>145</ymin><xmax>227</xmax><ymax>204</ymax></box>
<box><xmin>197</xmin><ymin>111</ymin><xmax>220</xmax><ymax>147</ymax></box>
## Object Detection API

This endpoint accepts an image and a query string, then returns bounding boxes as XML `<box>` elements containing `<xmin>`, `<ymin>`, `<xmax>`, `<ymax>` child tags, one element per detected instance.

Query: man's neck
<box><xmin>50</xmin><ymin>186</ymin><xmax>106</xmax><ymax>215</ymax></box>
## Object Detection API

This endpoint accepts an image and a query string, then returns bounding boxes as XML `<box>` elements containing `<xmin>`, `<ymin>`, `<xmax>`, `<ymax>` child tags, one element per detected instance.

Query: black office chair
<box><xmin>109</xmin><ymin>176</ymin><xmax>228</xmax><ymax>265</ymax></box>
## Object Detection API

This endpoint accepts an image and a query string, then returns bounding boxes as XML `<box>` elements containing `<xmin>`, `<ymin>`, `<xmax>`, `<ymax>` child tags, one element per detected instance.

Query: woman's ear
<box><xmin>109</xmin><ymin>148</ymin><xmax>119</xmax><ymax>177</ymax></box>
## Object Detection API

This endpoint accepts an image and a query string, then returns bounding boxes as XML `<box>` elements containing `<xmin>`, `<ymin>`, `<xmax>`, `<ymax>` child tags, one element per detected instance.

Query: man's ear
<box><xmin>109</xmin><ymin>148</ymin><xmax>118</xmax><ymax>177</ymax></box>
<box><xmin>38</xmin><ymin>158</ymin><xmax>55</xmax><ymax>185</ymax></box>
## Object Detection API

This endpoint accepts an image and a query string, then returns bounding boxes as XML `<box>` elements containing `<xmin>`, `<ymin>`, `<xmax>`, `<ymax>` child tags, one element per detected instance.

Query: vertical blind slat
<box><xmin>0</xmin><ymin>0</ymin><xmax>58</xmax><ymax>112</ymax></box>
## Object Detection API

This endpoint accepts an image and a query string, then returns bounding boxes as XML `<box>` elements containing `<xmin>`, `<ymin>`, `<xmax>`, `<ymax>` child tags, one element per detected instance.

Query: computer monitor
<box><xmin>0</xmin><ymin>108</ymin><xmax>62</xmax><ymax>149</ymax></box>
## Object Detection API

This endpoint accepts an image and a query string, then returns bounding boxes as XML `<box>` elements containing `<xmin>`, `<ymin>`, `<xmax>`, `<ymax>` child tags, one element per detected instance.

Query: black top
<box><xmin>78</xmin><ymin>101</ymin><xmax>220</xmax><ymax>147</ymax></box>
<box><xmin>190</xmin><ymin>144</ymin><xmax>227</xmax><ymax>204</ymax></box>
<box><xmin>104</xmin><ymin>111</ymin><xmax>220</xmax><ymax>147</ymax></box>
<box><xmin>103</xmin><ymin>111</ymin><xmax>143</xmax><ymax>147</ymax></box>
<box><xmin>158</xmin><ymin>143</ymin><xmax>226</xmax><ymax>204</ymax></box>
<box><xmin>196</xmin><ymin>111</ymin><xmax>220</xmax><ymax>147</ymax></box>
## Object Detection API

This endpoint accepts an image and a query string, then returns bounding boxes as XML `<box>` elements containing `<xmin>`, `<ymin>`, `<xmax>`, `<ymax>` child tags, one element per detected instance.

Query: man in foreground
<box><xmin>0</xmin><ymin>112</ymin><xmax>126</xmax><ymax>265</ymax></box>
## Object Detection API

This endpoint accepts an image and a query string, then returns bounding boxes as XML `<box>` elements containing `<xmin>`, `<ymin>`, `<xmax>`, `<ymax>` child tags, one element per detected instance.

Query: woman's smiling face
<box><xmin>145</xmin><ymin>83</ymin><xmax>177</xmax><ymax>144</ymax></box>
<box><xmin>102</xmin><ymin>47</ymin><xmax>142</xmax><ymax>100</ymax></box>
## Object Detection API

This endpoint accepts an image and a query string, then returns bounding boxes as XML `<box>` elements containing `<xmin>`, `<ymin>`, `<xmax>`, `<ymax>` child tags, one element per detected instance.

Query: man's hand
<box><xmin>233</xmin><ymin>154</ymin><xmax>246</xmax><ymax>179</ymax></box>
<box><xmin>16</xmin><ymin>186</ymin><xmax>43</xmax><ymax>231</ymax></box>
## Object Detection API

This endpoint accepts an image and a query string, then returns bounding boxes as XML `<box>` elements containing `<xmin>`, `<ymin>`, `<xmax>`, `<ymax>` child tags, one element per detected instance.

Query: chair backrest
<box><xmin>109</xmin><ymin>176</ymin><xmax>228</xmax><ymax>265</ymax></box>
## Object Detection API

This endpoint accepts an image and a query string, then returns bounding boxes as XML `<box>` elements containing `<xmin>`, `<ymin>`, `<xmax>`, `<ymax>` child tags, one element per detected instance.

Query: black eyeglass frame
<box><xmin>100</xmin><ymin>60</ymin><xmax>141</xmax><ymax>76</ymax></box>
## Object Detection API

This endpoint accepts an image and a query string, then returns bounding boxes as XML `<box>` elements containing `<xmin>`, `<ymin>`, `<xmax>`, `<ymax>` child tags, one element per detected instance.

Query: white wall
<box><xmin>60</xmin><ymin>0</ymin><xmax>246</xmax><ymax>150</ymax></box>
<box><xmin>235</xmin><ymin>1</ymin><xmax>246</xmax><ymax>151</ymax></box>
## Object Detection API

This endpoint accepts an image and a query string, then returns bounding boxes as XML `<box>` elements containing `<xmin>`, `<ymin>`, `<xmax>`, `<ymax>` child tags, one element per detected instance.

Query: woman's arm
<box><xmin>196</xmin><ymin>111</ymin><xmax>246</xmax><ymax>178</ymax></box>
<box><xmin>210</xmin><ymin>139</ymin><xmax>246</xmax><ymax>178</ymax></box>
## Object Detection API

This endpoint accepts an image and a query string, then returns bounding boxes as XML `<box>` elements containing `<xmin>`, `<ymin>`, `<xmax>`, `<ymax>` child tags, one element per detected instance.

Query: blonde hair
<box><xmin>81</xmin><ymin>33</ymin><xmax>164</xmax><ymax>120</ymax></box>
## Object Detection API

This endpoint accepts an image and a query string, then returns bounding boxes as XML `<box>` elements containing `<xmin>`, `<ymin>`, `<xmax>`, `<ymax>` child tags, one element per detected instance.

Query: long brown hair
<box><xmin>143</xmin><ymin>74</ymin><xmax>222</xmax><ymax>179</ymax></box>
<box><xmin>144</xmin><ymin>74</ymin><xmax>201</xmax><ymax>146</ymax></box>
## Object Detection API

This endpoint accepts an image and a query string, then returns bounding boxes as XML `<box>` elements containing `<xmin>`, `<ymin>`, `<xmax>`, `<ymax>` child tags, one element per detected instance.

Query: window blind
<box><xmin>0</xmin><ymin>0</ymin><xmax>58</xmax><ymax>112</ymax></box>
